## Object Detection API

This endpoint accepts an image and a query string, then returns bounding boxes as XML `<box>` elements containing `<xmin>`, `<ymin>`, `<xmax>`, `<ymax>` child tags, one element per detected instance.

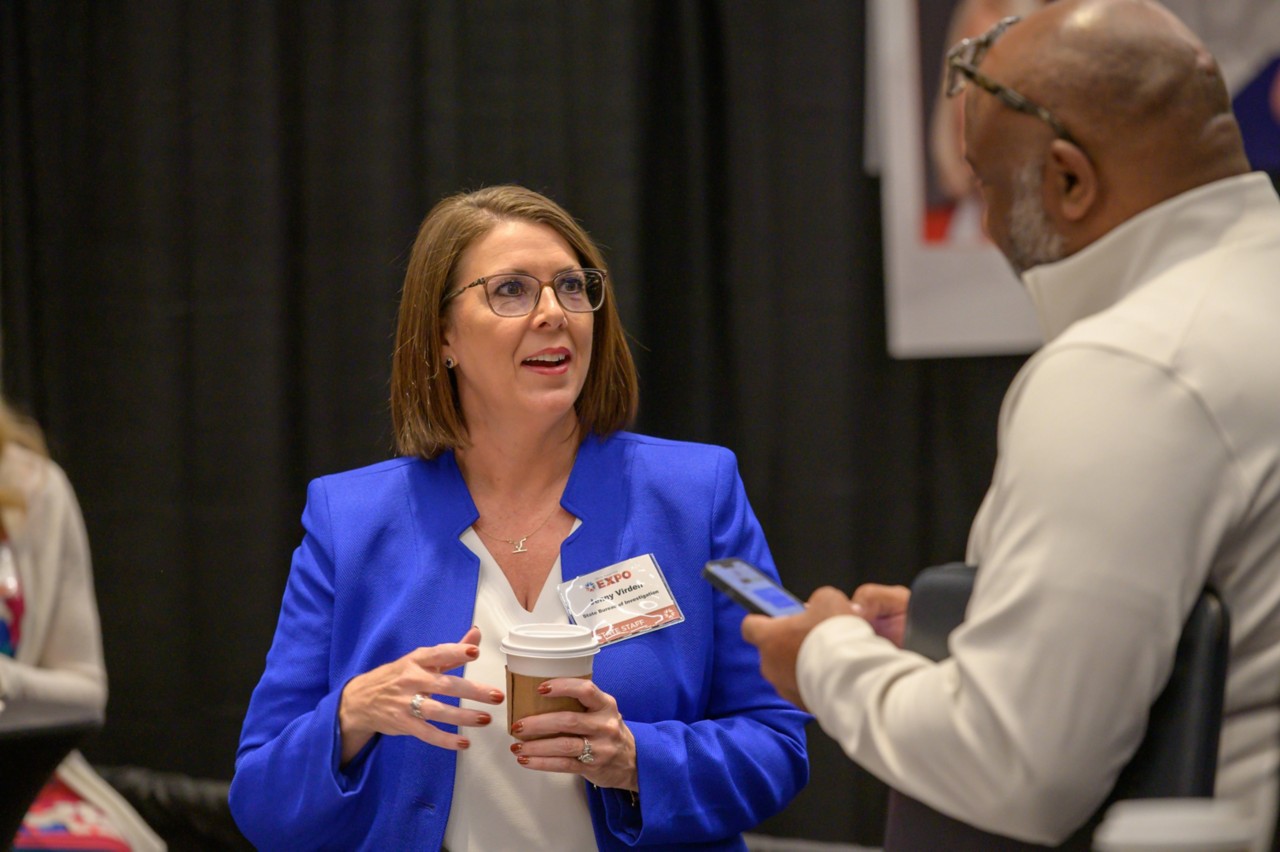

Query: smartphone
<box><xmin>702</xmin><ymin>557</ymin><xmax>806</xmax><ymax>617</ymax></box>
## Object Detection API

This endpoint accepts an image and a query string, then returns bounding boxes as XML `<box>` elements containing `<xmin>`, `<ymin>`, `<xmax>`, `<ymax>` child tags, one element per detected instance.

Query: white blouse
<box><xmin>443</xmin><ymin>525</ymin><xmax>595</xmax><ymax>852</ymax></box>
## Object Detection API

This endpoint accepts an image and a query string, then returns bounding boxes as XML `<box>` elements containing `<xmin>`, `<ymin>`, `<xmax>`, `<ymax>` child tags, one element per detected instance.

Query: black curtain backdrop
<box><xmin>1</xmin><ymin>1</ymin><xmax>1026</xmax><ymax>845</ymax></box>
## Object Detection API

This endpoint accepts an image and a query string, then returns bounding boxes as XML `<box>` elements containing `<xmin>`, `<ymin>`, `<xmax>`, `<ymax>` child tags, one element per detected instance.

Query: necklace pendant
<box><xmin>512</xmin><ymin>538</ymin><xmax>529</xmax><ymax>554</ymax></box>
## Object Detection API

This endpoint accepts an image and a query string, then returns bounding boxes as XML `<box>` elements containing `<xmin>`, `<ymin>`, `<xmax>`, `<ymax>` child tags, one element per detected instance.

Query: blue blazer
<box><xmin>230</xmin><ymin>432</ymin><xmax>809</xmax><ymax>850</ymax></box>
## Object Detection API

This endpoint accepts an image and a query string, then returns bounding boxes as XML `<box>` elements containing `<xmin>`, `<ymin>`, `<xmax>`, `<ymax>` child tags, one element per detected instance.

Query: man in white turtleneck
<box><xmin>744</xmin><ymin>0</ymin><xmax>1280</xmax><ymax>848</ymax></box>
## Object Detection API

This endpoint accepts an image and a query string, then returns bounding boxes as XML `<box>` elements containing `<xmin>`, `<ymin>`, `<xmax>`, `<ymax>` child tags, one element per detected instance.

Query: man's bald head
<box><xmin>960</xmin><ymin>0</ymin><xmax>1251</xmax><ymax>265</ymax></box>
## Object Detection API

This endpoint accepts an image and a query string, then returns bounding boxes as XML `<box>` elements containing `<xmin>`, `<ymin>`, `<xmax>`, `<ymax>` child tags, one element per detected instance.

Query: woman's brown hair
<box><xmin>0</xmin><ymin>398</ymin><xmax>49</xmax><ymax>510</ymax></box>
<box><xmin>390</xmin><ymin>186</ymin><xmax>639</xmax><ymax>459</ymax></box>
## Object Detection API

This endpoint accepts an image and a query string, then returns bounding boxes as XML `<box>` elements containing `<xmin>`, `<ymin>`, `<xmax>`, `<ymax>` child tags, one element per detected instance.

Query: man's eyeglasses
<box><xmin>945</xmin><ymin>15</ymin><xmax>1080</xmax><ymax>147</ymax></box>
<box><xmin>442</xmin><ymin>268</ymin><xmax>607</xmax><ymax>318</ymax></box>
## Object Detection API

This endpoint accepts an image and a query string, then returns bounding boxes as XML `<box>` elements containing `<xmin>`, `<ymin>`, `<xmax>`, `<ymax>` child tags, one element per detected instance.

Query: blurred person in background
<box><xmin>0</xmin><ymin>398</ymin><xmax>164</xmax><ymax>851</ymax></box>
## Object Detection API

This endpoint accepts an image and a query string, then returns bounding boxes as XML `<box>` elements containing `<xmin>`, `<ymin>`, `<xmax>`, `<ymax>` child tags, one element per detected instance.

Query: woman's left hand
<box><xmin>508</xmin><ymin>678</ymin><xmax>638</xmax><ymax>792</ymax></box>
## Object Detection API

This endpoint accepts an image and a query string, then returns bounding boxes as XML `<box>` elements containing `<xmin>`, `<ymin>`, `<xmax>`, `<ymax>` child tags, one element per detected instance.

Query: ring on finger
<box><xmin>577</xmin><ymin>737</ymin><xmax>595</xmax><ymax>764</ymax></box>
<box><xmin>410</xmin><ymin>692</ymin><xmax>427</xmax><ymax>720</ymax></box>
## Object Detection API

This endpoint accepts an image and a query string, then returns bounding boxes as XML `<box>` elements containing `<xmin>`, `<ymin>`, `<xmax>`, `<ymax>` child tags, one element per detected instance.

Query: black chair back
<box><xmin>0</xmin><ymin>701</ymin><xmax>102</xmax><ymax>846</ymax></box>
<box><xmin>885</xmin><ymin>562</ymin><xmax>1230</xmax><ymax>852</ymax></box>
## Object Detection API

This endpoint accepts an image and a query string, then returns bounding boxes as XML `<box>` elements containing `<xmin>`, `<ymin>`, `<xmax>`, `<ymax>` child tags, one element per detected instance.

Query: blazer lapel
<box><xmin>402</xmin><ymin>453</ymin><xmax>482</xmax><ymax>655</ymax></box>
<box><xmin>560</xmin><ymin>433</ymin><xmax>632</xmax><ymax>582</ymax></box>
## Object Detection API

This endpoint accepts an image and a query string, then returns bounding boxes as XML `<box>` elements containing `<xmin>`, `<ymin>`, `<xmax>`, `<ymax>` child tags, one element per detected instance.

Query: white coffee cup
<box><xmin>1093</xmin><ymin>798</ymin><xmax>1255</xmax><ymax>852</ymax></box>
<box><xmin>500</xmin><ymin>624</ymin><xmax>599</xmax><ymax>735</ymax></box>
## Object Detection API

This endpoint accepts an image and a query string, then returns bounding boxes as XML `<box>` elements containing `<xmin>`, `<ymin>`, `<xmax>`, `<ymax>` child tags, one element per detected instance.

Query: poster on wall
<box><xmin>870</xmin><ymin>0</ymin><xmax>1043</xmax><ymax>359</ymax></box>
<box><xmin>870</xmin><ymin>0</ymin><xmax>1280</xmax><ymax>360</ymax></box>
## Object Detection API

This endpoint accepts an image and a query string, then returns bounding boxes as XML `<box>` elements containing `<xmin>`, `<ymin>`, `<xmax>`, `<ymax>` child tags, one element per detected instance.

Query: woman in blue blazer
<box><xmin>229</xmin><ymin>186</ymin><xmax>808</xmax><ymax>851</ymax></box>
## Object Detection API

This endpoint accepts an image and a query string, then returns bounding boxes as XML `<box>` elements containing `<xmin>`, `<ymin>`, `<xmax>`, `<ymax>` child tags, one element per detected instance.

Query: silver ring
<box><xmin>576</xmin><ymin>737</ymin><xmax>595</xmax><ymax>764</ymax></box>
<box><xmin>410</xmin><ymin>692</ymin><xmax>427</xmax><ymax>719</ymax></box>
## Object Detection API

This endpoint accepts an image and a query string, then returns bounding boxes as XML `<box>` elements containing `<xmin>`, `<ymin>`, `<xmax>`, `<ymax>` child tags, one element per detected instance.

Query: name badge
<box><xmin>558</xmin><ymin>554</ymin><xmax>685</xmax><ymax>646</ymax></box>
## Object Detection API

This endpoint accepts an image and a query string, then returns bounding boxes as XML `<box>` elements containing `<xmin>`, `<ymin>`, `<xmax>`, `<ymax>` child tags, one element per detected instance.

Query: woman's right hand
<box><xmin>337</xmin><ymin>626</ymin><xmax>504</xmax><ymax>764</ymax></box>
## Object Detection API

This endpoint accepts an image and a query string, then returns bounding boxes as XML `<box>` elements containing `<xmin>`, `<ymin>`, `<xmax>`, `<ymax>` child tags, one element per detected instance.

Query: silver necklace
<box><xmin>475</xmin><ymin>506</ymin><xmax>559</xmax><ymax>554</ymax></box>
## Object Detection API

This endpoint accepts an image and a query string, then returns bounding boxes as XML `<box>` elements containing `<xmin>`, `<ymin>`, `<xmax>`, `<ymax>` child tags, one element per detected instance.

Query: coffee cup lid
<box><xmin>500</xmin><ymin>623</ymin><xmax>599</xmax><ymax>659</ymax></box>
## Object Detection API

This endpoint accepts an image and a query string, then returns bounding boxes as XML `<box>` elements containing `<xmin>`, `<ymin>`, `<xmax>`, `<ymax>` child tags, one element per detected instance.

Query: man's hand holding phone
<box><xmin>705</xmin><ymin>557</ymin><xmax>915</xmax><ymax>709</ymax></box>
<box><xmin>739</xmin><ymin>587</ymin><xmax>861</xmax><ymax>711</ymax></box>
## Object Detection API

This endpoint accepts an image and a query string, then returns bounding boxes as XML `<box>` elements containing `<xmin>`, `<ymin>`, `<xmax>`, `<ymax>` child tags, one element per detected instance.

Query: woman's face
<box><xmin>442</xmin><ymin>219</ymin><xmax>594</xmax><ymax>434</ymax></box>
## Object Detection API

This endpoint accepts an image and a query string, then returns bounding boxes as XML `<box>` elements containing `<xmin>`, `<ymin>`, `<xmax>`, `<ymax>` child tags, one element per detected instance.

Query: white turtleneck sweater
<box><xmin>798</xmin><ymin>173</ymin><xmax>1280</xmax><ymax>847</ymax></box>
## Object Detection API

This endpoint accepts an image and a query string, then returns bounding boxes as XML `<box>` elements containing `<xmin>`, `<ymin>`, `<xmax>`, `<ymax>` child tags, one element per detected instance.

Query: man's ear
<box><xmin>1046</xmin><ymin>138</ymin><xmax>1096</xmax><ymax>223</ymax></box>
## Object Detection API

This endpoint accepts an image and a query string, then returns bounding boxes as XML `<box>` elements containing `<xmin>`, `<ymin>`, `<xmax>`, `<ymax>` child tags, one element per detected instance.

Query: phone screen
<box><xmin>702</xmin><ymin>558</ymin><xmax>806</xmax><ymax>617</ymax></box>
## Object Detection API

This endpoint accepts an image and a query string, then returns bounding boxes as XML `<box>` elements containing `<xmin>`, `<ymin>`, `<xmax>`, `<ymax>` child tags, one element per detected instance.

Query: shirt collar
<box><xmin>1021</xmin><ymin>173</ymin><xmax>1275</xmax><ymax>342</ymax></box>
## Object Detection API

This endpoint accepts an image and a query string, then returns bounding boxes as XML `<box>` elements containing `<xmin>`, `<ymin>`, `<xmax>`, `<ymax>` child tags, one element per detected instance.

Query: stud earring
<box><xmin>444</xmin><ymin>356</ymin><xmax>456</xmax><ymax>369</ymax></box>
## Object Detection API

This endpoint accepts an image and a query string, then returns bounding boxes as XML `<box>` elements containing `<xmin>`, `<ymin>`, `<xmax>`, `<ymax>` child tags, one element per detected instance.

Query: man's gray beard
<box><xmin>1007</xmin><ymin>160</ymin><xmax>1066</xmax><ymax>275</ymax></box>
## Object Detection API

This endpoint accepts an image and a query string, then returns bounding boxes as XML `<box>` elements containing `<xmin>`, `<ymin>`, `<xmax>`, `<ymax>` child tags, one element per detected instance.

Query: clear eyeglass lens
<box><xmin>485</xmin><ymin>275</ymin><xmax>538</xmax><ymax>316</ymax></box>
<box><xmin>554</xmin><ymin>270</ymin><xmax>603</xmax><ymax>311</ymax></box>
<box><xmin>946</xmin><ymin>44</ymin><xmax>973</xmax><ymax>96</ymax></box>
<box><xmin>946</xmin><ymin>16</ymin><xmax>1016</xmax><ymax>98</ymax></box>
<box><xmin>969</xmin><ymin>40</ymin><xmax>987</xmax><ymax>69</ymax></box>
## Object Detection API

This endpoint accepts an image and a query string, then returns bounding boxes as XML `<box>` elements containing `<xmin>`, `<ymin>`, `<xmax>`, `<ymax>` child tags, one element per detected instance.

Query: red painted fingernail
<box><xmin>509</xmin><ymin>743</ymin><xmax>523</xmax><ymax>754</ymax></box>
<box><xmin>512</xmin><ymin>721</ymin><xmax>524</xmax><ymax>733</ymax></box>
<box><xmin>490</xmin><ymin>690</ymin><xmax>503</xmax><ymax>703</ymax></box>
<box><xmin>466</xmin><ymin>646</ymin><xmax>479</xmax><ymax>658</ymax></box>
<box><xmin>516</xmin><ymin>755</ymin><xmax>529</xmax><ymax>765</ymax></box>
<box><xmin>536</xmin><ymin>684</ymin><xmax>551</xmax><ymax>695</ymax></box>
<box><xmin>458</xmin><ymin>738</ymin><xmax>471</xmax><ymax>750</ymax></box>
<box><xmin>476</xmin><ymin>713</ymin><xmax>492</xmax><ymax>725</ymax></box>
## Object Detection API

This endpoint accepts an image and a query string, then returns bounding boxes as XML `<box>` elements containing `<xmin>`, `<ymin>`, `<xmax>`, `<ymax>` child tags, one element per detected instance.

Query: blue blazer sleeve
<box><xmin>593</xmin><ymin>445</ymin><xmax>810</xmax><ymax>848</ymax></box>
<box><xmin>229</xmin><ymin>478</ymin><xmax>382</xmax><ymax>850</ymax></box>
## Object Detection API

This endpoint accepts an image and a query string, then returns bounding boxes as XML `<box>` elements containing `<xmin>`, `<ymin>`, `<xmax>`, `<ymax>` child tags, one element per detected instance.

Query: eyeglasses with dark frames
<box><xmin>945</xmin><ymin>15</ymin><xmax>1081</xmax><ymax>148</ymax></box>
<box><xmin>441</xmin><ymin>268</ymin><xmax>607</xmax><ymax>318</ymax></box>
